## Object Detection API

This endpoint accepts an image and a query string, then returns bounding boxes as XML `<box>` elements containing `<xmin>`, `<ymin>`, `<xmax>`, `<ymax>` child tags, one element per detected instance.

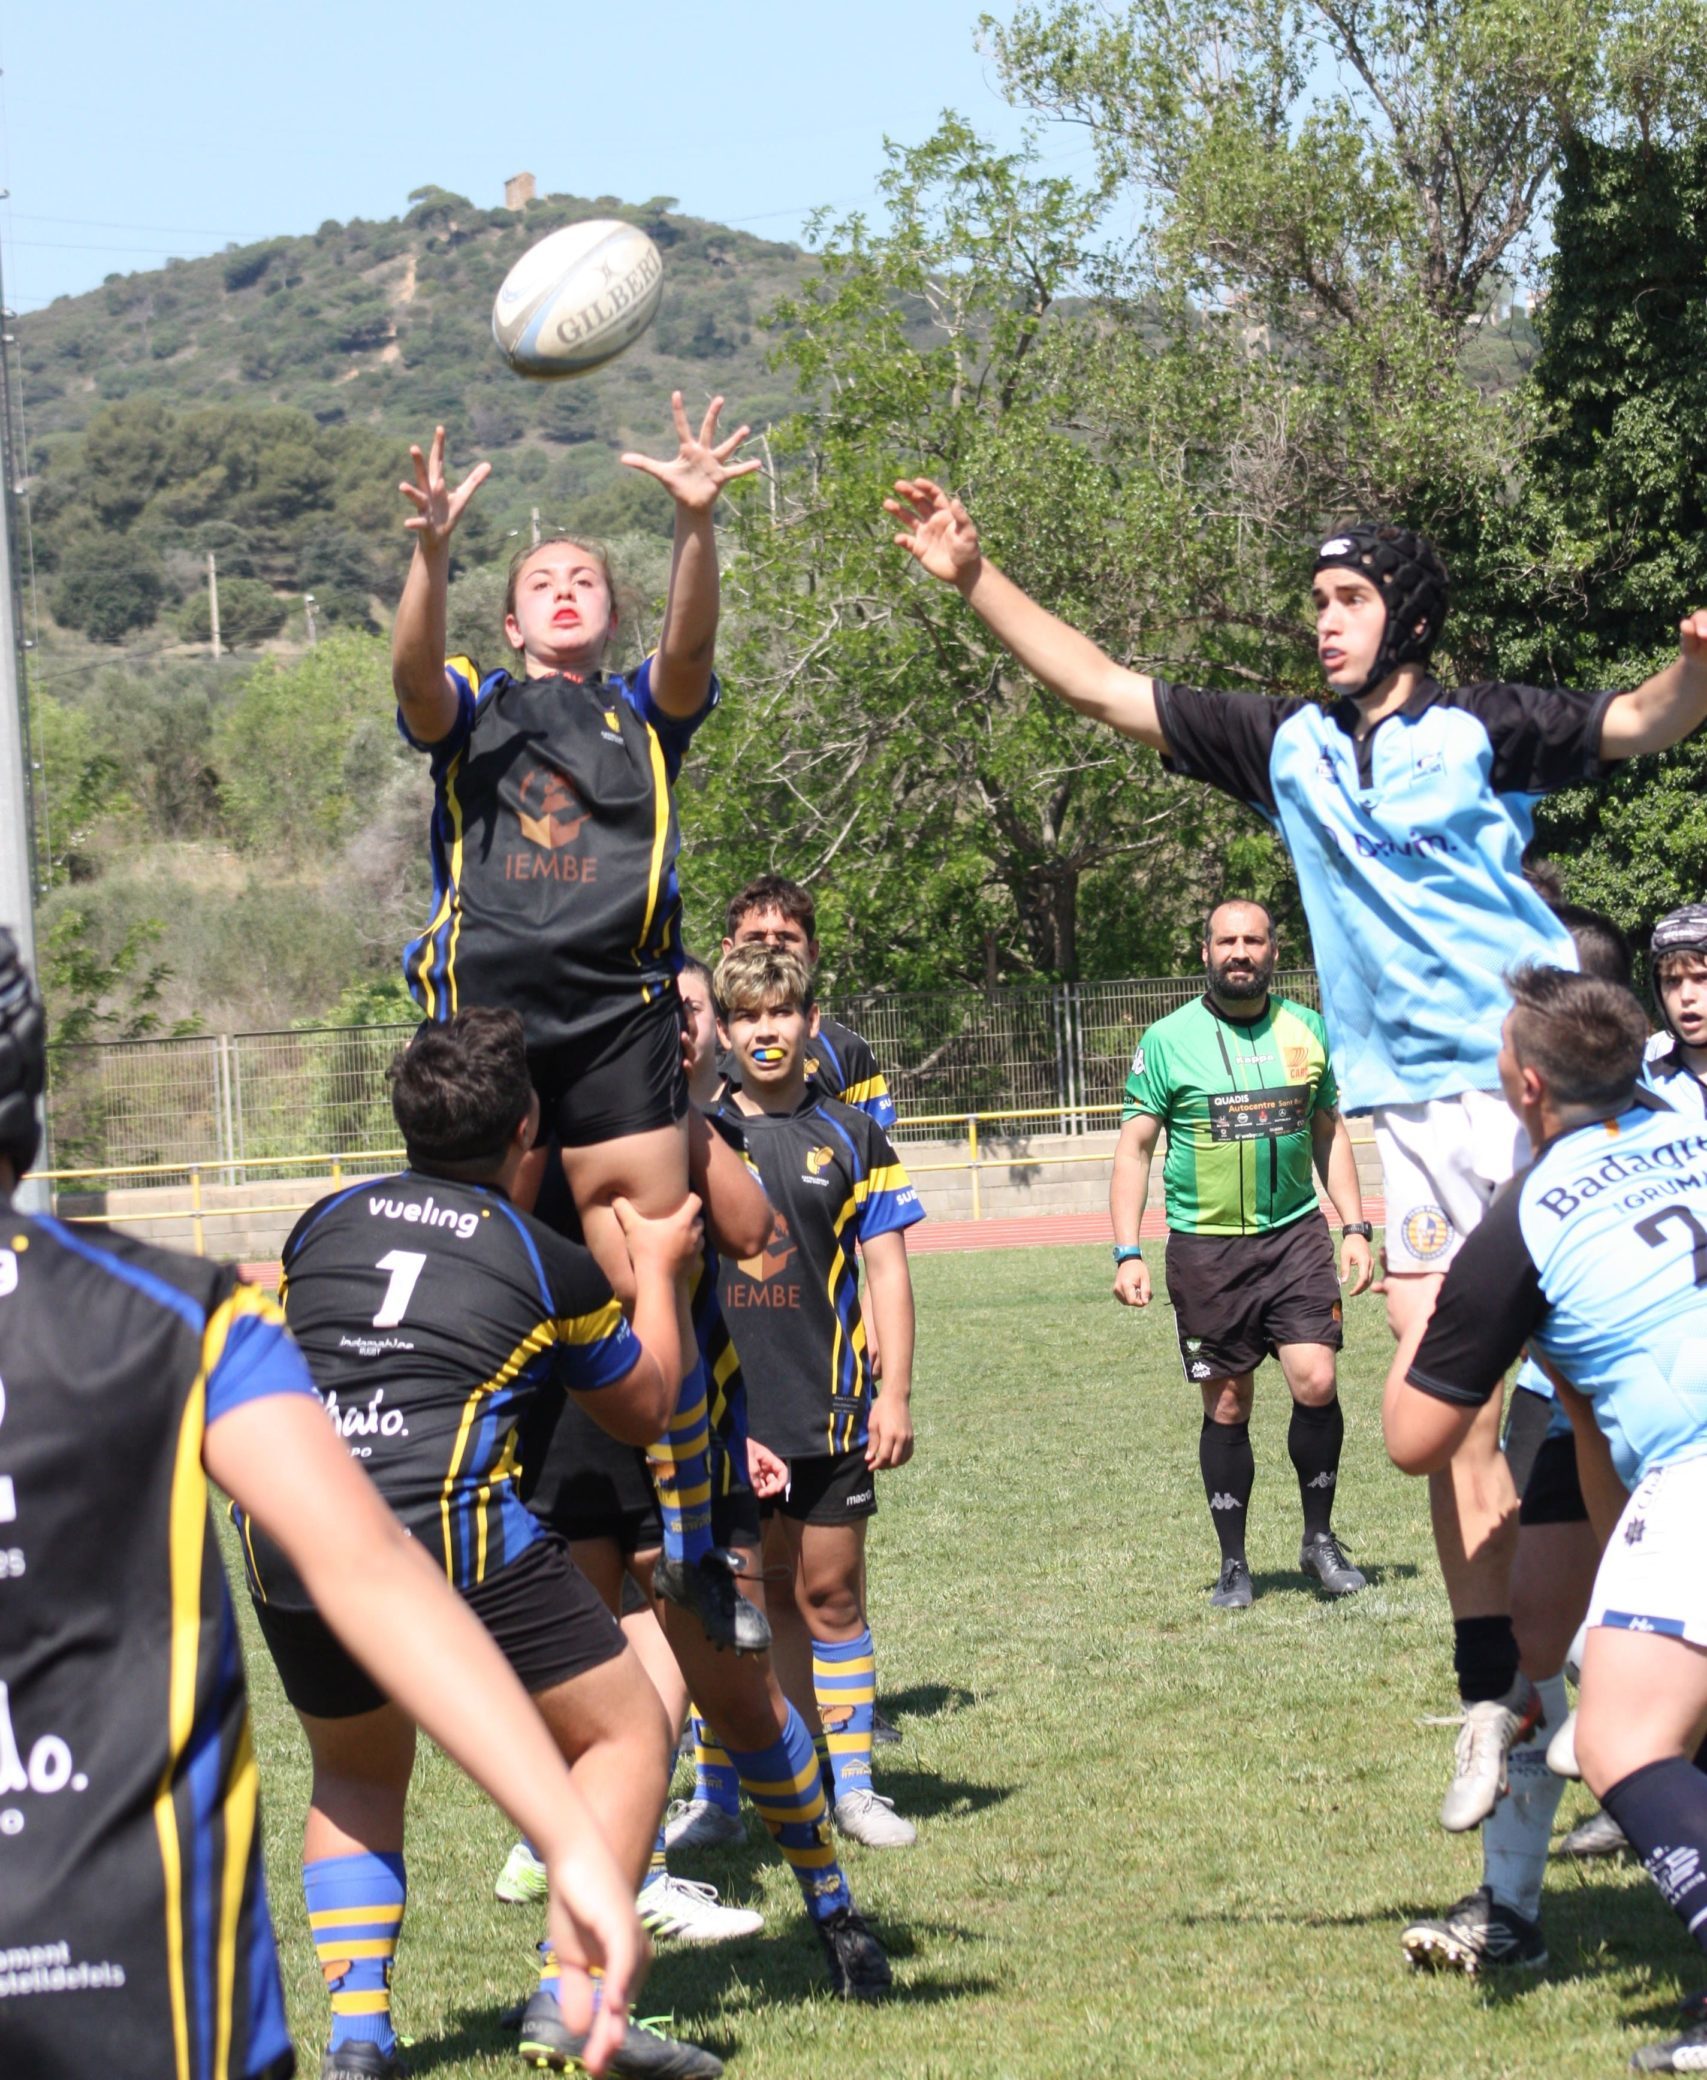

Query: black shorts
<box><xmin>715</xmin><ymin>1471</ymin><xmax>763</xmax><ymax>1548</ymax></box>
<box><xmin>762</xmin><ymin>1448</ymin><xmax>877</xmax><ymax>1525</ymax></box>
<box><xmin>1519</xmin><ymin>1428</ymin><xmax>1589</xmax><ymax>1527</ymax></box>
<box><xmin>251</xmin><ymin>1530</ymin><xmax>625</xmax><ymax>1719</ymax></box>
<box><xmin>528</xmin><ymin>985</ymin><xmax>688</xmax><ymax>1148</ymax></box>
<box><xmin>529</xmin><ymin>1407</ymin><xmax>664</xmax><ymax>1554</ymax></box>
<box><xmin>1164</xmin><ymin>1216</ymin><xmax>1343</xmax><ymax>1383</ymax></box>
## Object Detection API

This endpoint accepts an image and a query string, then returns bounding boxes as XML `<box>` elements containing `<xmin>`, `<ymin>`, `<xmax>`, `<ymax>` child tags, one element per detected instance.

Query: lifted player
<box><xmin>1112</xmin><ymin>899</ymin><xmax>1373</xmax><ymax>1608</ymax></box>
<box><xmin>1385</xmin><ymin>963</ymin><xmax>1707</xmax><ymax>2074</ymax></box>
<box><xmin>886</xmin><ymin>478</ymin><xmax>1707</xmax><ymax>1826</ymax></box>
<box><xmin>236</xmin><ymin>1010</ymin><xmax>718</xmax><ymax>2080</ymax></box>
<box><xmin>0</xmin><ymin>939</ymin><xmax>644</xmax><ymax>2080</ymax></box>
<box><xmin>391</xmin><ymin>405</ymin><xmax>769</xmax><ymax>1653</ymax></box>
<box><xmin>713</xmin><ymin>945</ymin><xmax>924</xmax><ymax>1849</ymax></box>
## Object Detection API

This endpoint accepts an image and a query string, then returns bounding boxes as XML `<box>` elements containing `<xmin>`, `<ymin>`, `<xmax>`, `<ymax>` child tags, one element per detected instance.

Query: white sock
<box><xmin>1483</xmin><ymin>1671</ymin><xmax>1569</xmax><ymax>1923</ymax></box>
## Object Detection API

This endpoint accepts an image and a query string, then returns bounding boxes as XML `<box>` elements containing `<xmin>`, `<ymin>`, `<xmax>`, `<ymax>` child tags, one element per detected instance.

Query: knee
<box><xmin>1288</xmin><ymin>1367</ymin><xmax>1338</xmax><ymax>1409</ymax></box>
<box><xmin>799</xmin><ymin>1581</ymin><xmax>863</xmax><ymax>1636</ymax></box>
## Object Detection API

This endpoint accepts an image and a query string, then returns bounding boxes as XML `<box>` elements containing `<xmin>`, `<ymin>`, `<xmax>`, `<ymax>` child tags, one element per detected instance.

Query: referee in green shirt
<box><xmin>1111</xmin><ymin>901</ymin><xmax>1375</xmax><ymax>1608</ymax></box>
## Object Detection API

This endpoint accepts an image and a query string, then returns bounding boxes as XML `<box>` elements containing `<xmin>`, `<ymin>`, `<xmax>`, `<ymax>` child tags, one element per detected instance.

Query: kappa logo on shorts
<box><xmin>1401</xmin><ymin>1204</ymin><xmax>1454</xmax><ymax>1261</ymax></box>
<box><xmin>1189</xmin><ymin>1361</ymin><xmax>1213</xmax><ymax>1380</ymax></box>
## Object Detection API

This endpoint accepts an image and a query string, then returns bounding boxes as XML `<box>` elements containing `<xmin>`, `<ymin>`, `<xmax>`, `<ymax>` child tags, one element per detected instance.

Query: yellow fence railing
<box><xmin>35</xmin><ymin>1104</ymin><xmax>1382</xmax><ymax>1252</ymax></box>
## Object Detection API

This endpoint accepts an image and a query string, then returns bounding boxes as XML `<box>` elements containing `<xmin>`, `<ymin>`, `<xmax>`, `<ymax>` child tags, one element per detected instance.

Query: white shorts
<box><xmin>1586</xmin><ymin>1458</ymin><xmax>1707</xmax><ymax>1649</ymax></box>
<box><xmin>1372</xmin><ymin>1089</ymin><xmax>1529</xmax><ymax>1275</ymax></box>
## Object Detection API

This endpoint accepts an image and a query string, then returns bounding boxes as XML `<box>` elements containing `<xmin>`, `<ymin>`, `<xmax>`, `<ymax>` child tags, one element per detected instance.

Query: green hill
<box><xmin>17</xmin><ymin>186</ymin><xmax>814</xmax><ymax>642</ymax></box>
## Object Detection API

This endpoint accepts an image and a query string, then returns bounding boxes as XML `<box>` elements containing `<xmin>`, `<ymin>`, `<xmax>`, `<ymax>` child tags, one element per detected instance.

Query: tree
<box><xmin>177</xmin><ymin>576</ymin><xmax>289</xmax><ymax>648</ymax></box>
<box><xmin>49</xmin><ymin>535</ymin><xmax>167</xmax><ymax>642</ymax></box>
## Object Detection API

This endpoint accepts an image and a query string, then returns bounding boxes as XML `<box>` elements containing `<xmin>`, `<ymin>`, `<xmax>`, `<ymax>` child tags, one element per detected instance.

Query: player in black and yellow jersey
<box><xmin>236</xmin><ymin>1009</ymin><xmax>718</xmax><ymax>2080</ymax></box>
<box><xmin>502</xmin><ymin>958</ymin><xmax>895</xmax><ymax>1999</ymax></box>
<box><xmin>713</xmin><ymin>946</ymin><xmax>925</xmax><ymax>1852</ymax></box>
<box><xmin>718</xmin><ymin>878</ymin><xmax>896</xmax><ymax>1127</ymax></box>
<box><xmin>390</xmin><ymin>407</ymin><xmax>771</xmax><ymax>1656</ymax></box>
<box><xmin>0</xmin><ymin>936</ymin><xmax>645</xmax><ymax>2080</ymax></box>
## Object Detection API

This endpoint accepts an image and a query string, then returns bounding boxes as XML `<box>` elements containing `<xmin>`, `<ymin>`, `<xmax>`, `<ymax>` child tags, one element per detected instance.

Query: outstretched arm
<box><xmin>206</xmin><ymin>1394</ymin><xmax>644</xmax><ymax>2073</ymax></box>
<box><xmin>622</xmin><ymin>393</ymin><xmax>758</xmax><ymax>720</ymax></box>
<box><xmin>392</xmin><ymin>426</ymin><xmax>491</xmax><ymax>745</ymax></box>
<box><xmin>1599</xmin><ymin>611</ymin><xmax>1707</xmax><ymax>759</ymax></box>
<box><xmin>885</xmin><ymin>479</ymin><xmax>1172</xmax><ymax>752</ymax></box>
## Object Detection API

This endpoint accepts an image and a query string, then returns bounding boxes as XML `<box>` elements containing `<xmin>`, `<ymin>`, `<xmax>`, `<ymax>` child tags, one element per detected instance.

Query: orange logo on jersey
<box><xmin>804</xmin><ymin>1145</ymin><xmax>835</xmax><ymax>1177</ymax></box>
<box><xmin>738</xmin><ymin>1217</ymin><xmax>797</xmax><ymax>1283</ymax></box>
<box><xmin>516</xmin><ymin>768</ymin><xmax>587</xmax><ymax>850</ymax></box>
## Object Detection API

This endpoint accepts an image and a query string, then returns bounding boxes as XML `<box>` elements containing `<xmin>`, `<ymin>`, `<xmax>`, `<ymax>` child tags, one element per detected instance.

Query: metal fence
<box><xmin>45</xmin><ymin>970</ymin><xmax>1323</xmax><ymax>1172</ymax></box>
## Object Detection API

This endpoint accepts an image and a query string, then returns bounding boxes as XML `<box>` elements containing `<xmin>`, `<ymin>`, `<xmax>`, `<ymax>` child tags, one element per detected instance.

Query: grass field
<box><xmin>232</xmin><ymin>1244</ymin><xmax>1696</xmax><ymax>2080</ymax></box>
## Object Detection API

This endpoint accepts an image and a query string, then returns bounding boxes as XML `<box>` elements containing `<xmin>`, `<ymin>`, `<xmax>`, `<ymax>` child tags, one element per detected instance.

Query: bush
<box><xmin>177</xmin><ymin>576</ymin><xmax>288</xmax><ymax>648</ymax></box>
<box><xmin>51</xmin><ymin>536</ymin><xmax>167</xmax><ymax>642</ymax></box>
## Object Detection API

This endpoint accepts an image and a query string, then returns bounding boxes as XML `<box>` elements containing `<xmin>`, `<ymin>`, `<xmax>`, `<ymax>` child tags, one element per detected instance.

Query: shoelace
<box><xmin>645</xmin><ymin>1876</ymin><xmax>720</xmax><ymax>1906</ymax></box>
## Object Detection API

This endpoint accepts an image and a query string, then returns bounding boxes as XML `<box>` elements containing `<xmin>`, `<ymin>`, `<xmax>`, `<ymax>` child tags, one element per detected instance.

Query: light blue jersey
<box><xmin>1155</xmin><ymin>678</ymin><xmax>1616</xmax><ymax>1112</ymax></box>
<box><xmin>1412</xmin><ymin>1095</ymin><xmax>1707</xmax><ymax>1489</ymax></box>
<box><xmin>1644</xmin><ymin>1033</ymin><xmax>1707</xmax><ymax>1122</ymax></box>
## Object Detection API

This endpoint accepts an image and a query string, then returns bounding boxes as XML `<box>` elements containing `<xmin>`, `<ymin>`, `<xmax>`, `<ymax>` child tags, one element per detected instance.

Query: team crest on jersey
<box><xmin>804</xmin><ymin>1145</ymin><xmax>835</xmax><ymax>1178</ymax></box>
<box><xmin>1401</xmin><ymin>1204</ymin><xmax>1453</xmax><ymax>1261</ymax></box>
<box><xmin>1283</xmin><ymin>1046</ymin><xmax>1310</xmax><ymax>1081</ymax></box>
<box><xmin>516</xmin><ymin>768</ymin><xmax>588</xmax><ymax>850</ymax></box>
<box><xmin>1129</xmin><ymin>1044</ymin><xmax>1145</xmax><ymax>1078</ymax></box>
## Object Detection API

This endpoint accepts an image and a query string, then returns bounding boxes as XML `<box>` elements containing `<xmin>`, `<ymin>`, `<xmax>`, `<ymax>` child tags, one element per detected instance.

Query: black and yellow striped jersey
<box><xmin>238</xmin><ymin>1172</ymin><xmax>639</xmax><ymax>1610</ymax></box>
<box><xmin>715</xmin><ymin>1094</ymin><xmax>922</xmax><ymax>1457</ymax></box>
<box><xmin>0</xmin><ymin>1204</ymin><xmax>314</xmax><ymax>2080</ymax></box>
<box><xmin>400</xmin><ymin>656</ymin><xmax>717</xmax><ymax>1048</ymax></box>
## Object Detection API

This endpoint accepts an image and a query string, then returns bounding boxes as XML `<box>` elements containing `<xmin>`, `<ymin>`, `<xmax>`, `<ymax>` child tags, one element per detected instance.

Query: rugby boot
<box><xmin>1557</xmin><ymin>1807</ymin><xmax>1631</xmax><ymax>1859</ymax></box>
<box><xmin>652</xmin><ymin>1548</ymin><xmax>772</xmax><ymax>1655</ymax></box>
<box><xmin>833</xmin><ymin>1788</ymin><xmax>917</xmax><ymax>1848</ymax></box>
<box><xmin>1400</xmin><ymin>1887</ymin><xmax>1547</xmax><ymax>1975</ymax></box>
<box><xmin>813</xmin><ymin>1903</ymin><xmax>893</xmax><ymax>2000</ymax></box>
<box><xmin>1632</xmin><ymin>1990</ymin><xmax>1707</xmax><ymax>2072</ymax></box>
<box><xmin>1299</xmin><ymin>1530</ymin><xmax>1367</xmax><ymax>1596</ymax></box>
<box><xmin>636</xmin><ymin>1872</ymin><xmax>763</xmax><ymax>1943</ymax></box>
<box><xmin>1440</xmin><ymin>1674</ymin><xmax>1543</xmax><ymax>1831</ymax></box>
<box><xmin>872</xmin><ymin>1704</ymin><xmax>903</xmax><ymax>1746</ymax></box>
<box><xmin>494</xmin><ymin>1839</ymin><xmax>549</xmax><ymax>1905</ymax></box>
<box><xmin>1210</xmin><ymin>1556</ymin><xmax>1253</xmax><ymax>1609</ymax></box>
<box><xmin>515</xmin><ymin>1988</ymin><xmax>723</xmax><ymax>2078</ymax></box>
<box><xmin>321</xmin><ymin>2044</ymin><xmax>406</xmax><ymax>2079</ymax></box>
<box><xmin>663</xmin><ymin>1798</ymin><xmax>746</xmax><ymax>1853</ymax></box>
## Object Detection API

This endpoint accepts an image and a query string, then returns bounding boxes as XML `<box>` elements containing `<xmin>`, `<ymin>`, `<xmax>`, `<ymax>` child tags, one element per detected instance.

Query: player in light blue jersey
<box><xmin>1644</xmin><ymin>905</ymin><xmax>1707</xmax><ymax>1122</ymax></box>
<box><xmin>885</xmin><ymin>478</ymin><xmax>1707</xmax><ymax>1821</ymax></box>
<box><xmin>1387</xmin><ymin>964</ymin><xmax>1707</xmax><ymax>2072</ymax></box>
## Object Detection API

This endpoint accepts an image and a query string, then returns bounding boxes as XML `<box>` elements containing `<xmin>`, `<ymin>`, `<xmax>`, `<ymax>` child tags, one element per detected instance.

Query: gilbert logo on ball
<box><xmin>493</xmin><ymin>219</ymin><xmax>664</xmax><ymax>380</ymax></box>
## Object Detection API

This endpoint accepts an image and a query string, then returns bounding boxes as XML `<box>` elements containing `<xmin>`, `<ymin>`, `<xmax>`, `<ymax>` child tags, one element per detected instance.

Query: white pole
<box><xmin>207</xmin><ymin>550</ymin><xmax>222</xmax><ymax>659</ymax></box>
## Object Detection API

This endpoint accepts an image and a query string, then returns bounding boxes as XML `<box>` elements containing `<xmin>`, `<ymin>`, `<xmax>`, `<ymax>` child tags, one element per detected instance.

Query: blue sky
<box><xmin>0</xmin><ymin>3</ymin><xmax>1092</xmax><ymax>312</ymax></box>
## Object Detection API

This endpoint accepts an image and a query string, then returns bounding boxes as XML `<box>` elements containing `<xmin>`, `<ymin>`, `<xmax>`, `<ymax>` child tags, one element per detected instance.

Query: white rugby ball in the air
<box><xmin>492</xmin><ymin>219</ymin><xmax>664</xmax><ymax>380</ymax></box>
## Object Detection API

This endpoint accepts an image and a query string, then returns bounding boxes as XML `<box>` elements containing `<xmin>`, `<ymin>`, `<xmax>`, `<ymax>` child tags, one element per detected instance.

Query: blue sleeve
<box><xmin>204</xmin><ymin>1295</ymin><xmax>322</xmax><ymax>1425</ymax></box>
<box><xmin>853</xmin><ymin>1124</ymin><xmax>925</xmax><ymax>1241</ymax></box>
<box><xmin>396</xmin><ymin>655</ymin><xmax>480</xmax><ymax>756</ymax></box>
<box><xmin>620</xmin><ymin>654</ymin><xmax>721</xmax><ymax>783</ymax></box>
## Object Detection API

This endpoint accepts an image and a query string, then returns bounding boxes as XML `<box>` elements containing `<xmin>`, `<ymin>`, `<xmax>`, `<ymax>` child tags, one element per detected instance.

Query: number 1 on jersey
<box><xmin>372</xmin><ymin>1249</ymin><xmax>428</xmax><ymax>1328</ymax></box>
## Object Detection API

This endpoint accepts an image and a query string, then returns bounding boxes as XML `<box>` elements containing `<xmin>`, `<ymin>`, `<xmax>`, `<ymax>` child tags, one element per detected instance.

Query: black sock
<box><xmin>1200</xmin><ymin>1416</ymin><xmax>1253</xmax><ymax>1564</ymax></box>
<box><xmin>1602</xmin><ymin>1757</ymin><xmax>1707</xmax><ymax>1958</ymax></box>
<box><xmin>1454</xmin><ymin>1614</ymin><xmax>1520</xmax><ymax>1704</ymax></box>
<box><xmin>1288</xmin><ymin>1397</ymin><xmax>1344</xmax><ymax>1539</ymax></box>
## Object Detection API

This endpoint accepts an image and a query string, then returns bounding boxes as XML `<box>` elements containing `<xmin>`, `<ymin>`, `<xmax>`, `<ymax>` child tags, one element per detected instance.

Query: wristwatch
<box><xmin>1340</xmin><ymin>1221</ymin><xmax>1374</xmax><ymax>1240</ymax></box>
<box><xmin>1112</xmin><ymin>1244</ymin><xmax>1145</xmax><ymax>1263</ymax></box>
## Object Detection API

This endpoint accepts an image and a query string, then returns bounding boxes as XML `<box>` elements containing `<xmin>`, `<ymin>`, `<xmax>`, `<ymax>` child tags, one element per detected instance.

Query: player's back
<box><xmin>0</xmin><ymin>1211</ymin><xmax>294</xmax><ymax>2080</ymax></box>
<box><xmin>1521</xmin><ymin>1100</ymin><xmax>1707</xmax><ymax>1486</ymax></box>
<box><xmin>261</xmin><ymin>1171</ymin><xmax>623</xmax><ymax>1590</ymax></box>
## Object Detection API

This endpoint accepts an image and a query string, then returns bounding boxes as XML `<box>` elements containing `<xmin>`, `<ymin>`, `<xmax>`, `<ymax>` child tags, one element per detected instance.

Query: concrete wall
<box><xmin>55</xmin><ymin>1123</ymin><xmax>1384</xmax><ymax>1262</ymax></box>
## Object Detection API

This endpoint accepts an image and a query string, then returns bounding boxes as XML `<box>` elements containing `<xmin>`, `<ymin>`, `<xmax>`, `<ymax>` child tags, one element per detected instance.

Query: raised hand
<box><xmin>621</xmin><ymin>392</ymin><xmax>759</xmax><ymax>512</ymax></box>
<box><xmin>399</xmin><ymin>426</ymin><xmax>491</xmax><ymax>552</ymax></box>
<box><xmin>885</xmin><ymin>478</ymin><xmax>983</xmax><ymax>588</ymax></box>
<box><xmin>1681</xmin><ymin>609</ymin><xmax>1707</xmax><ymax>664</ymax></box>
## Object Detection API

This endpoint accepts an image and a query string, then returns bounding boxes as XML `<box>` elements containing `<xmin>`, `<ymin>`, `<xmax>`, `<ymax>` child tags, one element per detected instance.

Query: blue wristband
<box><xmin>1112</xmin><ymin>1244</ymin><xmax>1145</xmax><ymax>1264</ymax></box>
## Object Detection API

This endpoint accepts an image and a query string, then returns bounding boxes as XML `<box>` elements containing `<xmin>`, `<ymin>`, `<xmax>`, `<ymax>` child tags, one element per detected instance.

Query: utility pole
<box><xmin>531</xmin><ymin>505</ymin><xmax>541</xmax><ymax>548</ymax></box>
<box><xmin>304</xmin><ymin>592</ymin><xmax>318</xmax><ymax>647</ymax></box>
<box><xmin>0</xmin><ymin>193</ymin><xmax>48</xmax><ymax>1206</ymax></box>
<box><xmin>207</xmin><ymin>550</ymin><xmax>222</xmax><ymax>659</ymax></box>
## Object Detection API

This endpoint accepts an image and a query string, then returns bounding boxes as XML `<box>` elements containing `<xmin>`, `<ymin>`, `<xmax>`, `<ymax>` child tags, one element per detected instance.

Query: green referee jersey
<box><xmin>1122</xmin><ymin>993</ymin><xmax>1338</xmax><ymax>1236</ymax></box>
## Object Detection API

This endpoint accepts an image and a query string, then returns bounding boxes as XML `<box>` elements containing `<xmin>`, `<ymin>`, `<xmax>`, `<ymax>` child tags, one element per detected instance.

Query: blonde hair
<box><xmin>714</xmin><ymin>945</ymin><xmax>814</xmax><ymax>1021</ymax></box>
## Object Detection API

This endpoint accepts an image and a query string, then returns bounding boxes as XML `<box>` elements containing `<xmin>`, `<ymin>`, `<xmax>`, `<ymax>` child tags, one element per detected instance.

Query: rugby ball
<box><xmin>492</xmin><ymin>220</ymin><xmax>664</xmax><ymax>380</ymax></box>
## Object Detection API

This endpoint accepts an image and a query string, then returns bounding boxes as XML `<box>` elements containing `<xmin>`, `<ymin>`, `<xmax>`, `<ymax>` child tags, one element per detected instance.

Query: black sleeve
<box><xmin>1407</xmin><ymin>1179</ymin><xmax>1548</xmax><ymax>1406</ymax></box>
<box><xmin>1152</xmin><ymin>681</ymin><xmax>1297</xmax><ymax>818</ymax></box>
<box><xmin>1450</xmin><ymin>682</ymin><xmax>1618</xmax><ymax>796</ymax></box>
